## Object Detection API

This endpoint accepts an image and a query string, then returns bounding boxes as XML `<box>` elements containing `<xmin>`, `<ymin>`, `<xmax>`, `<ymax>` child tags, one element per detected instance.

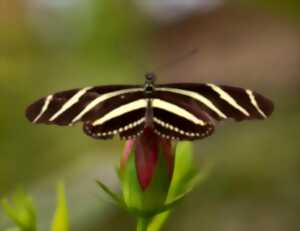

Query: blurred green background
<box><xmin>1</xmin><ymin>0</ymin><xmax>299</xmax><ymax>230</ymax></box>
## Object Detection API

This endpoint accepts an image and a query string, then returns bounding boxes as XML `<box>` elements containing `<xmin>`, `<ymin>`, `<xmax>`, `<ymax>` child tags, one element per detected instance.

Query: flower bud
<box><xmin>98</xmin><ymin>127</ymin><xmax>207</xmax><ymax>224</ymax></box>
<box><xmin>120</xmin><ymin>127</ymin><xmax>174</xmax><ymax>215</ymax></box>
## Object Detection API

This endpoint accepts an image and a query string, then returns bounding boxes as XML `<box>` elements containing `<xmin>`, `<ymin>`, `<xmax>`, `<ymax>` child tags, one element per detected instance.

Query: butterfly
<box><xmin>25</xmin><ymin>73</ymin><xmax>274</xmax><ymax>140</ymax></box>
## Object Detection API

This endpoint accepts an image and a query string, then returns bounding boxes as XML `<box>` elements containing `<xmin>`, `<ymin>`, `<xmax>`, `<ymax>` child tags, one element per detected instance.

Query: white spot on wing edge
<box><xmin>153</xmin><ymin>117</ymin><xmax>213</xmax><ymax>138</ymax></box>
<box><xmin>153</xmin><ymin>117</ymin><xmax>185</xmax><ymax>134</ymax></box>
<box><xmin>207</xmin><ymin>83</ymin><xmax>250</xmax><ymax>117</ymax></box>
<box><xmin>246</xmin><ymin>89</ymin><xmax>267</xmax><ymax>118</ymax></box>
<box><xmin>87</xmin><ymin>117</ymin><xmax>145</xmax><ymax>139</ymax></box>
<box><xmin>33</xmin><ymin>95</ymin><xmax>53</xmax><ymax>123</ymax></box>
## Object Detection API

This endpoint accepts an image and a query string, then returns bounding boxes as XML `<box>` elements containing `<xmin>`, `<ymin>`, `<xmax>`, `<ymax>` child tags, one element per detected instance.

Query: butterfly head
<box><xmin>144</xmin><ymin>72</ymin><xmax>156</xmax><ymax>96</ymax></box>
<box><xmin>145</xmin><ymin>72</ymin><xmax>156</xmax><ymax>83</ymax></box>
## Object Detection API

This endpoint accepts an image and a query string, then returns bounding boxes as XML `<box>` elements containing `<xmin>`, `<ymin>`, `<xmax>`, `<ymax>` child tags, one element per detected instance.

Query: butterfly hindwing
<box><xmin>83</xmin><ymin>105</ymin><xmax>146</xmax><ymax>140</ymax></box>
<box><xmin>150</xmin><ymin>98</ymin><xmax>215</xmax><ymax>140</ymax></box>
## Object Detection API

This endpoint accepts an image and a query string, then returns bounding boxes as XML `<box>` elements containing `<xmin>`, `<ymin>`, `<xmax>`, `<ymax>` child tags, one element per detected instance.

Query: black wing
<box><xmin>151</xmin><ymin>98</ymin><xmax>214</xmax><ymax>141</ymax></box>
<box><xmin>83</xmin><ymin>99</ymin><xmax>147</xmax><ymax>140</ymax></box>
<box><xmin>151</xmin><ymin>83</ymin><xmax>273</xmax><ymax>140</ymax></box>
<box><xmin>156</xmin><ymin>83</ymin><xmax>274</xmax><ymax>121</ymax></box>
<box><xmin>26</xmin><ymin>85</ymin><xmax>145</xmax><ymax>139</ymax></box>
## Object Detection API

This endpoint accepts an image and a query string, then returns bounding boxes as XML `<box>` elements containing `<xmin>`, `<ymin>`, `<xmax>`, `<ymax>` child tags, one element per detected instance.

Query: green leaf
<box><xmin>140</xmin><ymin>147</ymin><xmax>170</xmax><ymax>212</ymax></box>
<box><xmin>121</xmin><ymin>148</ymin><xmax>144</xmax><ymax>212</ymax></box>
<box><xmin>167</xmin><ymin>142</ymin><xmax>195</xmax><ymax>203</ymax></box>
<box><xmin>96</xmin><ymin>180</ymin><xmax>125</xmax><ymax>208</ymax></box>
<box><xmin>137</xmin><ymin>217</ymin><xmax>151</xmax><ymax>231</ymax></box>
<box><xmin>120</xmin><ymin>145</ymin><xmax>170</xmax><ymax>216</ymax></box>
<box><xmin>145</xmin><ymin>142</ymin><xmax>204</xmax><ymax>230</ymax></box>
<box><xmin>1</xmin><ymin>189</ymin><xmax>36</xmax><ymax>231</ymax></box>
<box><xmin>144</xmin><ymin>142</ymin><xmax>212</xmax><ymax>230</ymax></box>
<box><xmin>51</xmin><ymin>182</ymin><xmax>69</xmax><ymax>231</ymax></box>
<box><xmin>167</xmin><ymin>142</ymin><xmax>211</xmax><ymax>203</ymax></box>
<box><xmin>147</xmin><ymin>211</ymin><xmax>171</xmax><ymax>231</ymax></box>
<box><xmin>170</xmin><ymin>167</ymin><xmax>211</xmax><ymax>203</ymax></box>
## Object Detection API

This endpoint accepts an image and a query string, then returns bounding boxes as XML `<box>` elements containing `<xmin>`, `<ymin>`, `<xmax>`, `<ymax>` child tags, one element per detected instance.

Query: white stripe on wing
<box><xmin>49</xmin><ymin>87</ymin><xmax>92</xmax><ymax>121</ymax></box>
<box><xmin>33</xmin><ymin>95</ymin><xmax>53</xmax><ymax>123</ymax></box>
<box><xmin>71</xmin><ymin>88</ymin><xmax>143</xmax><ymax>123</ymax></box>
<box><xmin>92</xmin><ymin>99</ymin><xmax>147</xmax><ymax>126</ymax></box>
<box><xmin>152</xmin><ymin>98</ymin><xmax>206</xmax><ymax>126</ymax></box>
<box><xmin>157</xmin><ymin>87</ymin><xmax>227</xmax><ymax>119</ymax></box>
<box><xmin>246</xmin><ymin>89</ymin><xmax>267</xmax><ymax>118</ymax></box>
<box><xmin>207</xmin><ymin>83</ymin><xmax>250</xmax><ymax>116</ymax></box>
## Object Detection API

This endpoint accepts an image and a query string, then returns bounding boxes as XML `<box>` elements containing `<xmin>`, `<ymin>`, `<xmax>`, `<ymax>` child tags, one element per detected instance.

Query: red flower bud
<box><xmin>121</xmin><ymin>127</ymin><xmax>174</xmax><ymax>191</ymax></box>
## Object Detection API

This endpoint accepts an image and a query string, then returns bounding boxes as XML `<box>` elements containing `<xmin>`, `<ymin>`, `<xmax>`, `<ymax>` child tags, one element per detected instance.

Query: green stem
<box><xmin>137</xmin><ymin>217</ymin><xmax>150</xmax><ymax>231</ymax></box>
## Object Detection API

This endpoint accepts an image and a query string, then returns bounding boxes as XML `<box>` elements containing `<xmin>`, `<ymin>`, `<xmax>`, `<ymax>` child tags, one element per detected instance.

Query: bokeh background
<box><xmin>1</xmin><ymin>0</ymin><xmax>299</xmax><ymax>230</ymax></box>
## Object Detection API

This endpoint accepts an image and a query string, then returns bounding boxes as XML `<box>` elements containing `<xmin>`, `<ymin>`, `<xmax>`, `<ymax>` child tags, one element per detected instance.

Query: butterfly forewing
<box><xmin>26</xmin><ymin>85</ymin><xmax>143</xmax><ymax>126</ymax></box>
<box><xmin>26</xmin><ymin>85</ymin><xmax>148</xmax><ymax>139</ymax></box>
<box><xmin>156</xmin><ymin>83</ymin><xmax>274</xmax><ymax>122</ymax></box>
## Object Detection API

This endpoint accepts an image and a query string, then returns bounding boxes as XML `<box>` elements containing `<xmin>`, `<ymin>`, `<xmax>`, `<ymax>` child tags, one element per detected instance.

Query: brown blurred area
<box><xmin>151</xmin><ymin>5</ymin><xmax>300</xmax><ymax>90</ymax></box>
<box><xmin>0</xmin><ymin>0</ymin><xmax>30</xmax><ymax>51</ymax></box>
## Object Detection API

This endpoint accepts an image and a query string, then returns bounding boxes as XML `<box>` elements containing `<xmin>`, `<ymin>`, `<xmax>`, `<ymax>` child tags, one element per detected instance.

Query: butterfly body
<box><xmin>26</xmin><ymin>74</ymin><xmax>274</xmax><ymax>140</ymax></box>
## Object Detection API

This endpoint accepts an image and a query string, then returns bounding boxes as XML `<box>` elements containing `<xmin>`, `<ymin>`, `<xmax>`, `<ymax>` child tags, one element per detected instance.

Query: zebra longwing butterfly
<box><xmin>26</xmin><ymin>73</ymin><xmax>274</xmax><ymax>140</ymax></box>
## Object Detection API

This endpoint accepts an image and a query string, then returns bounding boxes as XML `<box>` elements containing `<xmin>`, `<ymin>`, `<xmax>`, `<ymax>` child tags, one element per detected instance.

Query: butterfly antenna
<box><xmin>155</xmin><ymin>48</ymin><xmax>199</xmax><ymax>74</ymax></box>
<box><xmin>113</xmin><ymin>41</ymin><xmax>149</xmax><ymax>76</ymax></box>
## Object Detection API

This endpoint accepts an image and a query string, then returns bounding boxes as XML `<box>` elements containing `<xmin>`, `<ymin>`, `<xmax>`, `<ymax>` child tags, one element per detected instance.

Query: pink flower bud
<box><xmin>121</xmin><ymin>127</ymin><xmax>174</xmax><ymax>191</ymax></box>
<box><xmin>120</xmin><ymin>139</ymin><xmax>135</xmax><ymax>172</ymax></box>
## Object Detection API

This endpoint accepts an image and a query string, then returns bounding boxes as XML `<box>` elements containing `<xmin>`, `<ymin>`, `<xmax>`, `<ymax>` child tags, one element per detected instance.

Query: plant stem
<box><xmin>137</xmin><ymin>217</ymin><xmax>150</xmax><ymax>231</ymax></box>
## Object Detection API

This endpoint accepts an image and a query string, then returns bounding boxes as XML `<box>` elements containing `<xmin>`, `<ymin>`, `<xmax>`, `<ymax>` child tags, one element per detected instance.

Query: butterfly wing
<box><xmin>83</xmin><ymin>99</ymin><xmax>147</xmax><ymax>140</ymax></box>
<box><xmin>26</xmin><ymin>85</ymin><xmax>146</xmax><ymax>139</ymax></box>
<box><xmin>151</xmin><ymin>83</ymin><xmax>273</xmax><ymax>140</ymax></box>
<box><xmin>150</xmin><ymin>98</ymin><xmax>214</xmax><ymax>140</ymax></box>
<box><xmin>156</xmin><ymin>83</ymin><xmax>274</xmax><ymax>122</ymax></box>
